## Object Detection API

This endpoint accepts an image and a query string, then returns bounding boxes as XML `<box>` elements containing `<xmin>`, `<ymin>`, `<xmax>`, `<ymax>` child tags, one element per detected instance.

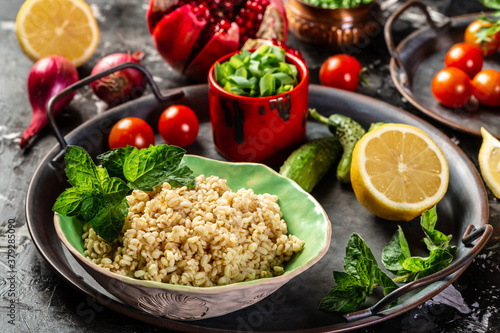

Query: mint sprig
<box><xmin>320</xmin><ymin>206</ymin><xmax>455</xmax><ymax>313</ymax></box>
<box><xmin>53</xmin><ymin>144</ymin><xmax>195</xmax><ymax>242</ymax></box>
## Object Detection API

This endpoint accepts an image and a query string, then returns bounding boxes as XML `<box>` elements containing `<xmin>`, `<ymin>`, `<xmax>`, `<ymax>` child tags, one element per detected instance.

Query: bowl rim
<box><xmin>207</xmin><ymin>48</ymin><xmax>309</xmax><ymax>102</ymax></box>
<box><xmin>54</xmin><ymin>154</ymin><xmax>332</xmax><ymax>294</ymax></box>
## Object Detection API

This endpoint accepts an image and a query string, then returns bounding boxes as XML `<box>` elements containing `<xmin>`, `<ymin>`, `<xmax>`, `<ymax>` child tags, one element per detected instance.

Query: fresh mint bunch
<box><xmin>320</xmin><ymin>206</ymin><xmax>455</xmax><ymax>313</ymax></box>
<box><xmin>53</xmin><ymin>144</ymin><xmax>195</xmax><ymax>242</ymax></box>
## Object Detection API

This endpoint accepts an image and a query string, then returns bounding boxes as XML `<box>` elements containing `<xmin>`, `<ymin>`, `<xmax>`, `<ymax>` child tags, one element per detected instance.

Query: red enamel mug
<box><xmin>208</xmin><ymin>50</ymin><xmax>309</xmax><ymax>165</ymax></box>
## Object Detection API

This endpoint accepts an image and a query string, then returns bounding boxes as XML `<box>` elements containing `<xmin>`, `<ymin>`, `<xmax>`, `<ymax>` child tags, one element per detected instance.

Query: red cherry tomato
<box><xmin>108</xmin><ymin>117</ymin><xmax>155</xmax><ymax>149</ymax></box>
<box><xmin>431</xmin><ymin>67</ymin><xmax>472</xmax><ymax>108</ymax></box>
<box><xmin>472</xmin><ymin>69</ymin><xmax>500</xmax><ymax>107</ymax></box>
<box><xmin>319</xmin><ymin>54</ymin><xmax>363</xmax><ymax>92</ymax></box>
<box><xmin>444</xmin><ymin>43</ymin><xmax>483</xmax><ymax>78</ymax></box>
<box><xmin>158</xmin><ymin>105</ymin><xmax>199</xmax><ymax>147</ymax></box>
<box><xmin>464</xmin><ymin>20</ymin><xmax>500</xmax><ymax>56</ymax></box>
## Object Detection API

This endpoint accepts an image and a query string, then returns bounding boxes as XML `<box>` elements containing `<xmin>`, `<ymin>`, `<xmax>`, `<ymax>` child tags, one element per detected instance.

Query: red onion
<box><xmin>20</xmin><ymin>55</ymin><xmax>79</xmax><ymax>149</ymax></box>
<box><xmin>90</xmin><ymin>51</ymin><xmax>147</xmax><ymax>106</ymax></box>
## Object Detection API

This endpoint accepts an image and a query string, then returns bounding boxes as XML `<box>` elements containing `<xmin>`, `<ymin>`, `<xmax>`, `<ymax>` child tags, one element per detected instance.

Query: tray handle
<box><xmin>344</xmin><ymin>223</ymin><xmax>493</xmax><ymax>323</ymax></box>
<box><xmin>384</xmin><ymin>0</ymin><xmax>451</xmax><ymax>84</ymax></box>
<box><xmin>46</xmin><ymin>62</ymin><xmax>184</xmax><ymax>161</ymax></box>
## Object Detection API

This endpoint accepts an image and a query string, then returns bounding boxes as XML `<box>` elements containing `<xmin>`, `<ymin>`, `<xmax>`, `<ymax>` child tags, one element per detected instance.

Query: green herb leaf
<box><xmin>415</xmin><ymin>249</ymin><xmax>454</xmax><ymax>279</ymax></box>
<box><xmin>382</xmin><ymin>226</ymin><xmax>411</xmax><ymax>271</ymax></box>
<box><xmin>420</xmin><ymin>206</ymin><xmax>453</xmax><ymax>252</ymax></box>
<box><xmin>64</xmin><ymin>145</ymin><xmax>102</xmax><ymax>190</ymax></box>
<box><xmin>479</xmin><ymin>0</ymin><xmax>500</xmax><ymax>10</ymax></box>
<box><xmin>97</xmin><ymin>146</ymin><xmax>135</xmax><ymax>181</ymax></box>
<box><xmin>344</xmin><ymin>233</ymin><xmax>378</xmax><ymax>277</ymax></box>
<box><xmin>124</xmin><ymin>144</ymin><xmax>195</xmax><ymax>191</ymax></box>
<box><xmin>319</xmin><ymin>271</ymin><xmax>367</xmax><ymax>313</ymax></box>
<box><xmin>374</xmin><ymin>267</ymin><xmax>398</xmax><ymax>298</ymax></box>
<box><xmin>90</xmin><ymin>196</ymin><xmax>129</xmax><ymax>243</ymax></box>
<box><xmin>53</xmin><ymin>187</ymin><xmax>86</xmax><ymax>216</ymax></box>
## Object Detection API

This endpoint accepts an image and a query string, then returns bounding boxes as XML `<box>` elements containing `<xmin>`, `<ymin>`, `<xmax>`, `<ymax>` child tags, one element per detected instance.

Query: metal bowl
<box><xmin>285</xmin><ymin>0</ymin><xmax>383</xmax><ymax>48</ymax></box>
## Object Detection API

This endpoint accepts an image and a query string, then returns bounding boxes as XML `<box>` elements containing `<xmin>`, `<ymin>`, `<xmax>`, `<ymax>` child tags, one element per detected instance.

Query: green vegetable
<box><xmin>382</xmin><ymin>206</ymin><xmax>455</xmax><ymax>283</ymax></box>
<box><xmin>301</xmin><ymin>0</ymin><xmax>374</xmax><ymax>9</ymax></box>
<box><xmin>214</xmin><ymin>45</ymin><xmax>298</xmax><ymax>97</ymax></box>
<box><xmin>53</xmin><ymin>144</ymin><xmax>195</xmax><ymax>242</ymax></box>
<box><xmin>319</xmin><ymin>233</ymin><xmax>398</xmax><ymax>313</ymax></box>
<box><xmin>478</xmin><ymin>0</ymin><xmax>500</xmax><ymax>10</ymax></box>
<box><xmin>472</xmin><ymin>12</ymin><xmax>500</xmax><ymax>44</ymax></box>
<box><xmin>279</xmin><ymin>136</ymin><xmax>342</xmax><ymax>192</ymax></box>
<box><xmin>309</xmin><ymin>108</ymin><xmax>366</xmax><ymax>183</ymax></box>
<box><xmin>321</xmin><ymin>206</ymin><xmax>455</xmax><ymax>313</ymax></box>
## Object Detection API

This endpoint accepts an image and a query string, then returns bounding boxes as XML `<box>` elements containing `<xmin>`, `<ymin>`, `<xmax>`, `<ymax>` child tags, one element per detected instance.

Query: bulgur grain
<box><xmin>83</xmin><ymin>175</ymin><xmax>304</xmax><ymax>287</ymax></box>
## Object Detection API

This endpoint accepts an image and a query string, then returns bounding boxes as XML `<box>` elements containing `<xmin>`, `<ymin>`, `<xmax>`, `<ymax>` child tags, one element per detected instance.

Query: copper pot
<box><xmin>285</xmin><ymin>0</ymin><xmax>383</xmax><ymax>48</ymax></box>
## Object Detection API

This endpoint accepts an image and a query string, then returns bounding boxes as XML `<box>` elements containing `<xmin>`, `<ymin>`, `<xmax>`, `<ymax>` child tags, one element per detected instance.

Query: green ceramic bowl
<box><xmin>54</xmin><ymin>155</ymin><xmax>331</xmax><ymax>321</ymax></box>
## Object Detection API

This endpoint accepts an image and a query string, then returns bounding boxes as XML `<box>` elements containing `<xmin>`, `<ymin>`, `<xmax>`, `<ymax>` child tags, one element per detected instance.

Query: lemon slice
<box><xmin>16</xmin><ymin>0</ymin><xmax>99</xmax><ymax>67</ymax></box>
<box><xmin>478</xmin><ymin>127</ymin><xmax>500</xmax><ymax>198</ymax></box>
<box><xmin>350</xmin><ymin>123</ymin><xmax>449</xmax><ymax>221</ymax></box>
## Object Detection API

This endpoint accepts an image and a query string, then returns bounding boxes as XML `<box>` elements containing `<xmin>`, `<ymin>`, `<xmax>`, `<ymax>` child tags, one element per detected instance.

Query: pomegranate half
<box><xmin>147</xmin><ymin>0</ymin><xmax>288</xmax><ymax>81</ymax></box>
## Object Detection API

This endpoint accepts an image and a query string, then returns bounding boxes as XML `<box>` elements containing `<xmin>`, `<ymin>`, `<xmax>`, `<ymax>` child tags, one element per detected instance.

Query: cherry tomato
<box><xmin>472</xmin><ymin>69</ymin><xmax>500</xmax><ymax>107</ymax></box>
<box><xmin>319</xmin><ymin>54</ymin><xmax>363</xmax><ymax>92</ymax></box>
<box><xmin>431</xmin><ymin>67</ymin><xmax>472</xmax><ymax>108</ymax></box>
<box><xmin>464</xmin><ymin>20</ymin><xmax>500</xmax><ymax>56</ymax></box>
<box><xmin>108</xmin><ymin>117</ymin><xmax>155</xmax><ymax>149</ymax></box>
<box><xmin>444</xmin><ymin>43</ymin><xmax>483</xmax><ymax>78</ymax></box>
<box><xmin>158</xmin><ymin>105</ymin><xmax>199</xmax><ymax>147</ymax></box>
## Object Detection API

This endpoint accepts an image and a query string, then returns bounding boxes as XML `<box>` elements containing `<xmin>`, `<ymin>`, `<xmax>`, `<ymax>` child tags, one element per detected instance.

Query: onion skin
<box><xmin>90</xmin><ymin>51</ymin><xmax>147</xmax><ymax>106</ymax></box>
<box><xmin>20</xmin><ymin>55</ymin><xmax>79</xmax><ymax>149</ymax></box>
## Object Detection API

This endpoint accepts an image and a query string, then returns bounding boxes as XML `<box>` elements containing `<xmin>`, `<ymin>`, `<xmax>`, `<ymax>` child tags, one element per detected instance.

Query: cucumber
<box><xmin>279</xmin><ymin>136</ymin><xmax>342</xmax><ymax>192</ymax></box>
<box><xmin>309</xmin><ymin>108</ymin><xmax>366</xmax><ymax>183</ymax></box>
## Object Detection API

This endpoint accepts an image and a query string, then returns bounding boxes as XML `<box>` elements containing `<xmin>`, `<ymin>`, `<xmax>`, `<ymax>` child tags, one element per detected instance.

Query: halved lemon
<box><xmin>478</xmin><ymin>127</ymin><xmax>500</xmax><ymax>198</ymax></box>
<box><xmin>350</xmin><ymin>123</ymin><xmax>449</xmax><ymax>222</ymax></box>
<box><xmin>16</xmin><ymin>0</ymin><xmax>99</xmax><ymax>67</ymax></box>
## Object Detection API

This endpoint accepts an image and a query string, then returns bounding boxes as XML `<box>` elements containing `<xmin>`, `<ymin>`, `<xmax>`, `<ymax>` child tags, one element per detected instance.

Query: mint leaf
<box><xmin>375</xmin><ymin>267</ymin><xmax>398</xmax><ymax>297</ymax></box>
<box><xmin>479</xmin><ymin>0</ymin><xmax>500</xmax><ymax>10</ymax></box>
<box><xmin>53</xmin><ymin>187</ymin><xmax>86</xmax><ymax>216</ymax></box>
<box><xmin>344</xmin><ymin>233</ymin><xmax>378</xmax><ymax>277</ymax></box>
<box><xmin>79</xmin><ymin>192</ymin><xmax>102</xmax><ymax>222</ymax></box>
<box><xmin>97</xmin><ymin>146</ymin><xmax>135</xmax><ymax>181</ymax></box>
<box><xmin>124</xmin><ymin>144</ymin><xmax>195</xmax><ymax>191</ymax></box>
<box><xmin>90</xmin><ymin>196</ymin><xmax>129</xmax><ymax>243</ymax></box>
<box><xmin>399</xmin><ymin>249</ymin><xmax>453</xmax><ymax>280</ymax></box>
<box><xmin>415</xmin><ymin>249</ymin><xmax>453</xmax><ymax>279</ymax></box>
<box><xmin>319</xmin><ymin>272</ymin><xmax>367</xmax><ymax>313</ymax></box>
<box><xmin>101</xmin><ymin>176</ymin><xmax>131</xmax><ymax>205</ymax></box>
<box><xmin>420</xmin><ymin>206</ymin><xmax>453</xmax><ymax>252</ymax></box>
<box><xmin>64</xmin><ymin>145</ymin><xmax>102</xmax><ymax>190</ymax></box>
<box><xmin>420</xmin><ymin>206</ymin><xmax>438</xmax><ymax>229</ymax></box>
<box><xmin>382</xmin><ymin>226</ymin><xmax>411</xmax><ymax>272</ymax></box>
<box><xmin>356</xmin><ymin>257</ymin><xmax>376</xmax><ymax>293</ymax></box>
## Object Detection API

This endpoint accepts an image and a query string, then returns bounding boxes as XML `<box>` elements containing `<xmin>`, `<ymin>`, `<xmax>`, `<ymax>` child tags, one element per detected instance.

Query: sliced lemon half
<box><xmin>350</xmin><ymin>123</ymin><xmax>449</xmax><ymax>222</ymax></box>
<box><xmin>478</xmin><ymin>127</ymin><xmax>500</xmax><ymax>198</ymax></box>
<box><xmin>16</xmin><ymin>0</ymin><xmax>99</xmax><ymax>67</ymax></box>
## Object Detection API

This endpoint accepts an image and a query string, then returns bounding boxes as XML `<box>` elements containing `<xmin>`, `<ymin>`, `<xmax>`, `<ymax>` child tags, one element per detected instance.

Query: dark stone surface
<box><xmin>0</xmin><ymin>0</ymin><xmax>499</xmax><ymax>332</ymax></box>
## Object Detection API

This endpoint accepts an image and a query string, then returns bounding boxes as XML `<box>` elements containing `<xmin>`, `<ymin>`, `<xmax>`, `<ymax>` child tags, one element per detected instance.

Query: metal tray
<box><xmin>26</xmin><ymin>64</ymin><xmax>492</xmax><ymax>332</ymax></box>
<box><xmin>386</xmin><ymin>0</ymin><xmax>500</xmax><ymax>138</ymax></box>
